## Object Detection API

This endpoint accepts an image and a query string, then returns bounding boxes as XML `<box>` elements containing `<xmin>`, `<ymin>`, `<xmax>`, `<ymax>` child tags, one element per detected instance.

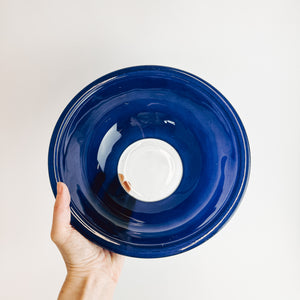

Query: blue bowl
<box><xmin>48</xmin><ymin>65</ymin><xmax>250</xmax><ymax>258</ymax></box>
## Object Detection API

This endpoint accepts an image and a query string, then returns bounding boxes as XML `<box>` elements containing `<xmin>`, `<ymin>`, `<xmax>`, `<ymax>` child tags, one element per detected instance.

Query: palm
<box><xmin>51</xmin><ymin>183</ymin><xmax>124</xmax><ymax>283</ymax></box>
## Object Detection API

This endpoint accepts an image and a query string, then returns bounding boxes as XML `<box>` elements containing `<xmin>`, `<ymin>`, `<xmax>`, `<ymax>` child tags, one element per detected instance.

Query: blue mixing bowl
<box><xmin>48</xmin><ymin>65</ymin><xmax>250</xmax><ymax>258</ymax></box>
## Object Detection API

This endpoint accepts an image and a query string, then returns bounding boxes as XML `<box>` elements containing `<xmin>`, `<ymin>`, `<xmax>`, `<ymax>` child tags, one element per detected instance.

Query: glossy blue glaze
<box><xmin>48</xmin><ymin>65</ymin><xmax>250</xmax><ymax>258</ymax></box>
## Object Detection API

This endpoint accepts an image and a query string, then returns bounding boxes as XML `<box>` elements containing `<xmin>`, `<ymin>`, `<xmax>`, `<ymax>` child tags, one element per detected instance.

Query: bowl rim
<box><xmin>48</xmin><ymin>65</ymin><xmax>251</xmax><ymax>258</ymax></box>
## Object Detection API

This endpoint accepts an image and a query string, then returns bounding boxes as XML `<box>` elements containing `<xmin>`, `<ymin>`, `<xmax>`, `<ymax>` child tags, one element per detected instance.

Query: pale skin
<box><xmin>51</xmin><ymin>182</ymin><xmax>124</xmax><ymax>300</ymax></box>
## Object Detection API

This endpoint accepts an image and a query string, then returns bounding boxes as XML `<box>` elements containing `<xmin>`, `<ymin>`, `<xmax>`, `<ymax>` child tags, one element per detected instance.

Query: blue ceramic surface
<box><xmin>48</xmin><ymin>65</ymin><xmax>250</xmax><ymax>258</ymax></box>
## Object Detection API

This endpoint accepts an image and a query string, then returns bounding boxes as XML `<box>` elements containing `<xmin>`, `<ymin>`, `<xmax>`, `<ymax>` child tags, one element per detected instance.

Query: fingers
<box><xmin>51</xmin><ymin>182</ymin><xmax>71</xmax><ymax>245</ymax></box>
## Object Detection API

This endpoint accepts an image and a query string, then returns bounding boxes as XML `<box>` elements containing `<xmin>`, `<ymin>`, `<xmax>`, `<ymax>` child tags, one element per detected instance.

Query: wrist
<box><xmin>67</xmin><ymin>268</ymin><xmax>117</xmax><ymax>286</ymax></box>
<box><xmin>58</xmin><ymin>270</ymin><xmax>116</xmax><ymax>300</ymax></box>
<box><xmin>65</xmin><ymin>261</ymin><xmax>120</xmax><ymax>284</ymax></box>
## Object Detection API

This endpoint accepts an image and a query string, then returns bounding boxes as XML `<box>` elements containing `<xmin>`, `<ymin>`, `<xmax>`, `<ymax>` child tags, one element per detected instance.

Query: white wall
<box><xmin>0</xmin><ymin>1</ymin><xmax>299</xmax><ymax>299</ymax></box>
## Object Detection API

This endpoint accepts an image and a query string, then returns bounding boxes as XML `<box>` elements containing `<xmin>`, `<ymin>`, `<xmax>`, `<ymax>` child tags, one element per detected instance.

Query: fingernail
<box><xmin>57</xmin><ymin>182</ymin><xmax>63</xmax><ymax>195</ymax></box>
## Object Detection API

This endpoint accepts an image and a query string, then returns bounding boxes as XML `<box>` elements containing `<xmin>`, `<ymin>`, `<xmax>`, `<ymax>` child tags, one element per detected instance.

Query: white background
<box><xmin>1</xmin><ymin>1</ymin><xmax>299</xmax><ymax>299</ymax></box>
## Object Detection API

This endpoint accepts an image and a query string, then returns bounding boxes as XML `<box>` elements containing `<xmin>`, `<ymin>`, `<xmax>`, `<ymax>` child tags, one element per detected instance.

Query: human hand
<box><xmin>51</xmin><ymin>182</ymin><xmax>124</xmax><ymax>300</ymax></box>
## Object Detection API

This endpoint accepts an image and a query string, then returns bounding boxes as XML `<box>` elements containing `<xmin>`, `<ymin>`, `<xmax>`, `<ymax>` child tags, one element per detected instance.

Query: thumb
<box><xmin>51</xmin><ymin>182</ymin><xmax>71</xmax><ymax>245</ymax></box>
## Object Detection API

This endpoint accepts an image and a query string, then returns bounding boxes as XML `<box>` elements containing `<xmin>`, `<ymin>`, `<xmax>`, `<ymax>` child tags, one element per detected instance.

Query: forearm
<box><xmin>58</xmin><ymin>271</ymin><xmax>117</xmax><ymax>300</ymax></box>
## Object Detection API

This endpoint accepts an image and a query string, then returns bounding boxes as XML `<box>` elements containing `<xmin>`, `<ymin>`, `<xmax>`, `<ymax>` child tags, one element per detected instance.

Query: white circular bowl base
<box><xmin>117</xmin><ymin>138</ymin><xmax>183</xmax><ymax>202</ymax></box>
